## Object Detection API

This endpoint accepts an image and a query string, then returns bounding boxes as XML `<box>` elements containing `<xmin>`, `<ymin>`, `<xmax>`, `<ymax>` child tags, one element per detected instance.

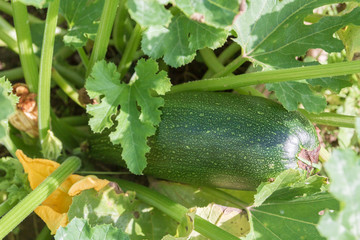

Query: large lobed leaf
<box><xmin>233</xmin><ymin>0</ymin><xmax>360</xmax><ymax>113</ymax></box>
<box><xmin>60</xmin><ymin>0</ymin><xmax>104</xmax><ymax>48</ymax></box>
<box><xmin>317</xmin><ymin>149</ymin><xmax>360</xmax><ymax>239</ymax></box>
<box><xmin>128</xmin><ymin>0</ymin><xmax>237</xmax><ymax>67</ymax></box>
<box><xmin>85</xmin><ymin>59</ymin><xmax>171</xmax><ymax>174</ymax></box>
<box><xmin>244</xmin><ymin>169</ymin><xmax>339</xmax><ymax>239</ymax></box>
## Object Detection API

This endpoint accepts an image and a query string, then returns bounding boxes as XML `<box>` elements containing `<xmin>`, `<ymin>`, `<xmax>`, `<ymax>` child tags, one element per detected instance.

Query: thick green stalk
<box><xmin>113</xmin><ymin>0</ymin><xmax>128</xmax><ymax>53</ymax></box>
<box><xmin>200</xmin><ymin>48</ymin><xmax>263</xmax><ymax>97</ymax></box>
<box><xmin>0</xmin><ymin>0</ymin><xmax>42</xmax><ymax>23</ymax></box>
<box><xmin>171</xmin><ymin>61</ymin><xmax>360</xmax><ymax>93</ymax></box>
<box><xmin>0</xmin><ymin>67</ymin><xmax>23</xmax><ymax>80</ymax></box>
<box><xmin>0</xmin><ymin>156</ymin><xmax>81</xmax><ymax>239</ymax></box>
<box><xmin>53</xmin><ymin>62</ymin><xmax>85</xmax><ymax>88</ymax></box>
<box><xmin>12</xmin><ymin>0</ymin><xmax>39</xmax><ymax>93</ymax></box>
<box><xmin>51</xmin><ymin>69</ymin><xmax>84</xmax><ymax>108</ymax></box>
<box><xmin>38</xmin><ymin>0</ymin><xmax>60</xmax><ymax>147</ymax></box>
<box><xmin>35</xmin><ymin>226</ymin><xmax>51</xmax><ymax>240</ymax></box>
<box><xmin>212</xmin><ymin>55</ymin><xmax>248</xmax><ymax>78</ymax></box>
<box><xmin>299</xmin><ymin>110</ymin><xmax>355</xmax><ymax>128</ymax></box>
<box><xmin>87</xmin><ymin>0</ymin><xmax>120</xmax><ymax>77</ymax></box>
<box><xmin>200</xmin><ymin>48</ymin><xmax>224</xmax><ymax>73</ymax></box>
<box><xmin>202</xmin><ymin>43</ymin><xmax>241</xmax><ymax>79</ymax></box>
<box><xmin>200</xmin><ymin>187</ymin><xmax>248</xmax><ymax>209</ymax></box>
<box><xmin>117</xmin><ymin>24</ymin><xmax>142</xmax><ymax>77</ymax></box>
<box><xmin>111</xmin><ymin>178</ymin><xmax>239</xmax><ymax>240</ymax></box>
<box><xmin>0</xmin><ymin>16</ymin><xmax>18</xmax><ymax>53</ymax></box>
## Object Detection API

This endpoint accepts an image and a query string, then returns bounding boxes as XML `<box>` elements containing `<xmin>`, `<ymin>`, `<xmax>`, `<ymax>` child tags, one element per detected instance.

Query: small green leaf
<box><xmin>41</xmin><ymin>130</ymin><xmax>63</xmax><ymax>160</ymax></box>
<box><xmin>55</xmin><ymin>218</ymin><xmax>130</xmax><ymax>240</ymax></box>
<box><xmin>0</xmin><ymin>77</ymin><xmax>18</xmax><ymax>122</ymax></box>
<box><xmin>86</xmin><ymin>59</ymin><xmax>171</xmax><ymax>174</ymax></box>
<box><xmin>60</xmin><ymin>0</ymin><xmax>104</xmax><ymax>48</ymax></box>
<box><xmin>317</xmin><ymin>149</ymin><xmax>360</xmax><ymax>239</ymax></box>
<box><xmin>127</xmin><ymin>0</ymin><xmax>172</xmax><ymax>27</ymax></box>
<box><xmin>142</xmin><ymin>14</ymin><xmax>228</xmax><ymax>67</ymax></box>
<box><xmin>0</xmin><ymin>157</ymin><xmax>31</xmax><ymax>206</ymax></box>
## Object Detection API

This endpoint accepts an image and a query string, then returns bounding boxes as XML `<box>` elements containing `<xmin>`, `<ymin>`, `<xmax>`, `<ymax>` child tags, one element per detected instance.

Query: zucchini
<box><xmin>88</xmin><ymin>92</ymin><xmax>319</xmax><ymax>190</ymax></box>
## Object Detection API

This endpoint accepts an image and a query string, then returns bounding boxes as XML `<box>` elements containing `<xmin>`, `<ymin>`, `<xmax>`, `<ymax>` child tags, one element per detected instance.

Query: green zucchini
<box><xmin>88</xmin><ymin>92</ymin><xmax>319</xmax><ymax>190</ymax></box>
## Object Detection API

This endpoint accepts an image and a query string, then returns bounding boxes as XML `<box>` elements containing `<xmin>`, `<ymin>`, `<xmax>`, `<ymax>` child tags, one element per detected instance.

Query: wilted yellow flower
<box><xmin>16</xmin><ymin>150</ymin><xmax>109</xmax><ymax>234</ymax></box>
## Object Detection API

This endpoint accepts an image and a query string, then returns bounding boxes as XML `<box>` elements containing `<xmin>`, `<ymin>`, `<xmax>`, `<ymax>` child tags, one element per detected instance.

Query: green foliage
<box><xmin>233</xmin><ymin>0</ymin><xmax>360</xmax><ymax>112</ymax></box>
<box><xmin>127</xmin><ymin>0</ymin><xmax>172</xmax><ymax>27</ymax></box>
<box><xmin>244</xmin><ymin>170</ymin><xmax>338</xmax><ymax>239</ymax></box>
<box><xmin>172</xmin><ymin>0</ymin><xmax>238</xmax><ymax>28</ymax></box>
<box><xmin>55</xmin><ymin>218</ymin><xmax>130</xmax><ymax>240</ymax></box>
<box><xmin>41</xmin><ymin>130</ymin><xmax>63</xmax><ymax>160</ymax></box>
<box><xmin>59</xmin><ymin>0</ymin><xmax>104</xmax><ymax>48</ymax></box>
<box><xmin>254</xmin><ymin>169</ymin><xmax>327</xmax><ymax>207</ymax></box>
<box><xmin>142</xmin><ymin>14</ymin><xmax>228</xmax><ymax>67</ymax></box>
<box><xmin>128</xmin><ymin>0</ymin><xmax>236</xmax><ymax>67</ymax></box>
<box><xmin>0</xmin><ymin>77</ymin><xmax>18</xmax><ymax>140</ymax></box>
<box><xmin>0</xmin><ymin>157</ymin><xmax>30</xmax><ymax>206</ymax></box>
<box><xmin>85</xmin><ymin>59</ymin><xmax>171</xmax><ymax>174</ymax></box>
<box><xmin>68</xmin><ymin>187</ymin><xmax>178</xmax><ymax>239</ymax></box>
<box><xmin>317</xmin><ymin>149</ymin><xmax>360</xmax><ymax>239</ymax></box>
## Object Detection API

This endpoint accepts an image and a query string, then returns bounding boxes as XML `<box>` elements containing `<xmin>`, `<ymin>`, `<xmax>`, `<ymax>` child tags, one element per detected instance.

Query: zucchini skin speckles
<box><xmin>89</xmin><ymin>92</ymin><xmax>319</xmax><ymax>190</ymax></box>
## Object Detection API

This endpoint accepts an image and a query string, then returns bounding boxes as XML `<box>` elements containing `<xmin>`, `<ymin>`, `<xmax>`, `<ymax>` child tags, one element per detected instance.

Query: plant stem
<box><xmin>171</xmin><ymin>61</ymin><xmax>360</xmax><ymax>93</ymax></box>
<box><xmin>76</xmin><ymin>47</ymin><xmax>89</xmax><ymax>70</ymax></box>
<box><xmin>200</xmin><ymin>48</ymin><xmax>263</xmax><ymax>97</ymax></box>
<box><xmin>212</xmin><ymin>54</ymin><xmax>248</xmax><ymax>78</ymax></box>
<box><xmin>0</xmin><ymin>17</ymin><xmax>18</xmax><ymax>53</ymax></box>
<box><xmin>299</xmin><ymin>110</ymin><xmax>355</xmax><ymax>128</ymax></box>
<box><xmin>203</xmin><ymin>43</ymin><xmax>241</xmax><ymax>79</ymax></box>
<box><xmin>111</xmin><ymin>178</ymin><xmax>239</xmax><ymax>240</ymax></box>
<box><xmin>0</xmin><ymin>0</ymin><xmax>43</xmax><ymax>23</ymax></box>
<box><xmin>38</xmin><ymin>0</ymin><xmax>60</xmax><ymax>148</ymax></box>
<box><xmin>53</xmin><ymin>62</ymin><xmax>85</xmax><ymax>88</ymax></box>
<box><xmin>117</xmin><ymin>24</ymin><xmax>142</xmax><ymax>78</ymax></box>
<box><xmin>113</xmin><ymin>0</ymin><xmax>127</xmax><ymax>53</ymax></box>
<box><xmin>11</xmin><ymin>0</ymin><xmax>39</xmax><ymax>93</ymax></box>
<box><xmin>0</xmin><ymin>156</ymin><xmax>81</xmax><ymax>239</ymax></box>
<box><xmin>200</xmin><ymin>48</ymin><xmax>224</xmax><ymax>73</ymax></box>
<box><xmin>87</xmin><ymin>0</ymin><xmax>120</xmax><ymax>77</ymax></box>
<box><xmin>0</xmin><ymin>67</ymin><xmax>23</xmax><ymax>80</ymax></box>
<box><xmin>51</xmin><ymin>68</ymin><xmax>84</xmax><ymax>108</ymax></box>
<box><xmin>200</xmin><ymin>187</ymin><xmax>248</xmax><ymax>209</ymax></box>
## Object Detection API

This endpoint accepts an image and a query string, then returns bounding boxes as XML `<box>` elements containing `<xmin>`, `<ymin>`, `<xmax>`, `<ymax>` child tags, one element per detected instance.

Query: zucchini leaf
<box><xmin>85</xmin><ymin>59</ymin><xmax>171</xmax><ymax>174</ymax></box>
<box><xmin>68</xmin><ymin>187</ymin><xmax>178</xmax><ymax>240</ymax></box>
<box><xmin>233</xmin><ymin>0</ymin><xmax>360</xmax><ymax>113</ymax></box>
<box><xmin>55</xmin><ymin>218</ymin><xmax>130</xmax><ymax>240</ymax></box>
<box><xmin>0</xmin><ymin>77</ymin><xmax>18</xmax><ymax>143</ymax></box>
<box><xmin>172</xmin><ymin>0</ymin><xmax>239</xmax><ymax>28</ymax></box>
<box><xmin>128</xmin><ymin>0</ymin><xmax>237</xmax><ymax>67</ymax></box>
<box><xmin>244</xmin><ymin>169</ymin><xmax>338</xmax><ymax>239</ymax></box>
<box><xmin>127</xmin><ymin>0</ymin><xmax>172</xmax><ymax>27</ymax></box>
<box><xmin>317</xmin><ymin>149</ymin><xmax>360</xmax><ymax>239</ymax></box>
<box><xmin>59</xmin><ymin>0</ymin><xmax>104</xmax><ymax>48</ymax></box>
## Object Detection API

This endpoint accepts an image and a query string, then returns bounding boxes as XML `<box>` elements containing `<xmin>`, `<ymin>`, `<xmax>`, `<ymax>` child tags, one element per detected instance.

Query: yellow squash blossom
<box><xmin>16</xmin><ymin>150</ymin><xmax>110</xmax><ymax>234</ymax></box>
